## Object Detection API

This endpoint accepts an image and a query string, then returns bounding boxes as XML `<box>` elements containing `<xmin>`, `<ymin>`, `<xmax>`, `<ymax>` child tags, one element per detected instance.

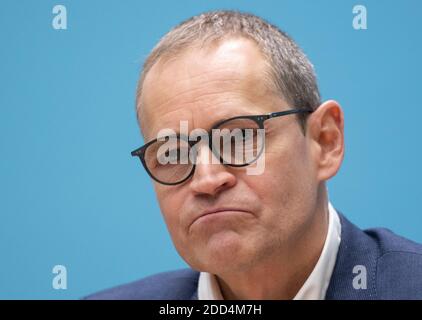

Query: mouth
<box><xmin>190</xmin><ymin>208</ymin><xmax>253</xmax><ymax>229</ymax></box>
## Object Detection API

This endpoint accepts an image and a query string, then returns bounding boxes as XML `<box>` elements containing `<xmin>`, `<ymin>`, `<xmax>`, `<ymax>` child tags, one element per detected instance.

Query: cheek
<box><xmin>154</xmin><ymin>187</ymin><xmax>185</xmax><ymax>238</ymax></box>
<box><xmin>255</xmin><ymin>146</ymin><xmax>307</xmax><ymax>194</ymax></box>
<box><xmin>243</xmin><ymin>139</ymin><xmax>316</xmax><ymax>228</ymax></box>
<box><xmin>264</xmin><ymin>133</ymin><xmax>314</xmax><ymax>191</ymax></box>
<box><xmin>155</xmin><ymin>188</ymin><xmax>200</xmax><ymax>265</ymax></box>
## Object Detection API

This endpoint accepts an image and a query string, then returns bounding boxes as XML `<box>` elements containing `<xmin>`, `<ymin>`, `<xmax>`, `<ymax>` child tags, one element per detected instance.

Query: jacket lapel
<box><xmin>325</xmin><ymin>212</ymin><xmax>378</xmax><ymax>299</ymax></box>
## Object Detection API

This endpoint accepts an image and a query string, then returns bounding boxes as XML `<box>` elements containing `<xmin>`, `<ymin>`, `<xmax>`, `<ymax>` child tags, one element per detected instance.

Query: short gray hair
<box><xmin>136</xmin><ymin>10</ymin><xmax>321</xmax><ymax>131</ymax></box>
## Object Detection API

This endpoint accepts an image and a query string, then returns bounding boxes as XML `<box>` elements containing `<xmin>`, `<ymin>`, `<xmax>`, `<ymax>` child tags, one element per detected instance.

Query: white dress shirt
<box><xmin>198</xmin><ymin>202</ymin><xmax>342</xmax><ymax>300</ymax></box>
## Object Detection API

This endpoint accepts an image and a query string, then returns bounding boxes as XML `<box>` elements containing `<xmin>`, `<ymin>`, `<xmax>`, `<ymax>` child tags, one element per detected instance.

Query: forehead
<box><xmin>140</xmin><ymin>38</ymin><xmax>285</xmax><ymax>141</ymax></box>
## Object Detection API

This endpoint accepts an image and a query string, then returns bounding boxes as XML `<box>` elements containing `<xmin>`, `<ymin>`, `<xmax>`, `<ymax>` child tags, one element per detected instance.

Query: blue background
<box><xmin>0</xmin><ymin>0</ymin><xmax>421</xmax><ymax>299</ymax></box>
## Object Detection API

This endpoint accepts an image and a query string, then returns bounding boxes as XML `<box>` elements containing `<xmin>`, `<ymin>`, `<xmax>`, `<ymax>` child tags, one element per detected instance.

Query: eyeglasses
<box><xmin>131</xmin><ymin>108</ymin><xmax>313</xmax><ymax>185</ymax></box>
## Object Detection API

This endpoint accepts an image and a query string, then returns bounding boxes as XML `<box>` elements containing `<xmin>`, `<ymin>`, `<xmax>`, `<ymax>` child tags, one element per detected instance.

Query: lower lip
<box><xmin>194</xmin><ymin>210</ymin><xmax>251</xmax><ymax>224</ymax></box>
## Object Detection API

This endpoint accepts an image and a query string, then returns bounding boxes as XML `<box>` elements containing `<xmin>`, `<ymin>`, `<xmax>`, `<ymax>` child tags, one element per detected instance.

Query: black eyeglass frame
<box><xmin>131</xmin><ymin>108</ymin><xmax>313</xmax><ymax>185</ymax></box>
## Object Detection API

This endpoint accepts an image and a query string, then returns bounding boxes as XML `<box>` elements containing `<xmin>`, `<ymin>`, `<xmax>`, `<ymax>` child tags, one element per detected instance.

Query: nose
<box><xmin>189</xmin><ymin>142</ymin><xmax>236</xmax><ymax>196</ymax></box>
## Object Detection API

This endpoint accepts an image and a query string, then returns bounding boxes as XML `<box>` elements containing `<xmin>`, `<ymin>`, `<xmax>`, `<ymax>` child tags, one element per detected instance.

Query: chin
<box><xmin>190</xmin><ymin>231</ymin><xmax>253</xmax><ymax>273</ymax></box>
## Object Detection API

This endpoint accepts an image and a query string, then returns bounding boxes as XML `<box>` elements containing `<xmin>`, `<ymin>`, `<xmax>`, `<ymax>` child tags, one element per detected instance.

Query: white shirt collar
<box><xmin>198</xmin><ymin>202</ymin><xmax>342</xmax><ymax>300</ymax></box>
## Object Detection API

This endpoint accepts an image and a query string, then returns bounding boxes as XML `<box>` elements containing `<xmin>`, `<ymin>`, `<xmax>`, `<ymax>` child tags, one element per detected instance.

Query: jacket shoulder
<box><xmin>83</xmin><ymin>268</ymin><xmax>199</xmax><ymax>300</ymax></box>
<box><xmin>365</xmin><ymin>226</ymin><xmax>422</xmax><ymax>254</ymax></box>
<box><xmin>327</xmin><ymin>213</ymin><xmax>422</xmax><ymax>299</ymax></box>
<box><xmin>365</xmin><ymin>227</ymin><xmax>422</xmax><ymax>299</ymax></box>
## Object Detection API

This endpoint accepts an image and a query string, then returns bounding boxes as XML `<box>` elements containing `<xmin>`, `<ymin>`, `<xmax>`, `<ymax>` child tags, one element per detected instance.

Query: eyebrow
<box><xmin>150</xmin><ymin>109</ymin><xmax>266</xmax><ymax>142</ymax></box>
<box><xmin>209</xmin><ymin>110</ymin><xmax>264</xmax><ymax>128</ymax></box>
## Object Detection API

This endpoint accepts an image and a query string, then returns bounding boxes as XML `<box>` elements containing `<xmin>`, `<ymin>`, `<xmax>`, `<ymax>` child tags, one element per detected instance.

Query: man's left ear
<box><xmin>307</xmin><ymin>100</ymin><xmax>345</xmax><ymax>182</ymax></box>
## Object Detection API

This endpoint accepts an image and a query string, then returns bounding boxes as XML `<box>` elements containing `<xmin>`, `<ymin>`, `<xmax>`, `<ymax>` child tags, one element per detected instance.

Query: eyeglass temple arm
<box><xmin>268</xmin><ymin>108</ymin><xmax>313</xmax><ymax>119</ymax></box>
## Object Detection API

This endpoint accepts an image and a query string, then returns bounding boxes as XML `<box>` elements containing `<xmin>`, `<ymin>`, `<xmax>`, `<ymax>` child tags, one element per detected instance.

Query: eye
<box><xmin>241</xmin><ymin>128</ymin><xmax>254</xmax><ymax>140</ymax></box>
<box><xmin>233</xmin><ymin>128</ymin><xmax>258</xmax><ymax>143</ymax></box>
<box><xmin>156</xmin><ymin>147</ymin><xmax>191</xmax><ymax>166</ymax></box>
<box><xmin>157</xmin><ymin>148</ymin><xmax>177</xmax><ymax>163</ymax></box>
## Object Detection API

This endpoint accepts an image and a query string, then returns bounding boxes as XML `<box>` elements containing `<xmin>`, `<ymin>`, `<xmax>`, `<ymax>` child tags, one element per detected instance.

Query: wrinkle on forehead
<box><xmin>139</xmin><ymin>38</ymin><xmax>284</xmax><ymax>141</ymax></box>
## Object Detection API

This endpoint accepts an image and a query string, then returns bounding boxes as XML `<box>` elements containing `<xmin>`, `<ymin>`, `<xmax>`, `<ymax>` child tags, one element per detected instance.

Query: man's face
<box><xmin>139</xmin><ymin>38</ymin><xmax>320</xmax><ymax>274</ymax></box>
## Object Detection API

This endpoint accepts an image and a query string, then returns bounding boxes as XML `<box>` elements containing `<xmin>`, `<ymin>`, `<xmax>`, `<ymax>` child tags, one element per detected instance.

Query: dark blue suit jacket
<box><xmin>85</xmin><ymin>213</ymin><xmax>422</xmax><ymax>299</ymax></box>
